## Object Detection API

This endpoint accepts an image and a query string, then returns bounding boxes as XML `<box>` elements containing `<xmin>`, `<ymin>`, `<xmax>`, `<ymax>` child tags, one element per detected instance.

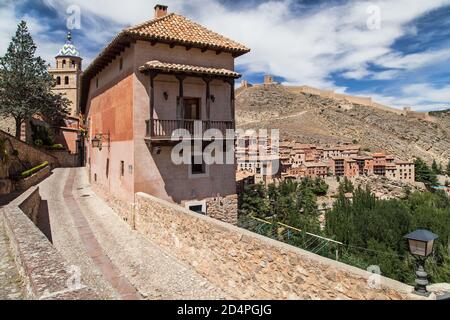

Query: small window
<box><xmin>189</xmin><ymin>205</ymin><xmax>205</xmax><ymax>215</ymax></box>
<box><xmin>65</xmin><ymin>76</ymin><xmax>69</xmax><ymax>85</ymax></box>
<box><xmin>119</xmin><ymin>58</ymin><xmax>123</xmax><ymax>71</ymax></box>
<box><xmin>72</xmin><ymin>60</ymin><xmax>76</xmax><ymax>68</ymax></box>
<box><xmin>62</xmin><ymin>59</ymin><xmax>66</xmax><ymax>68</ymax></box>
<box><xmin>106</xmin><ymin>159</ymin><xmax>110</xmax><ymax>178</ymax></box>
<box><xmin>56</xmin><ymin>76</ymin><xmax>61</xmax><ymax>85</ymax></box>
<box><xmin>94</xmin><ymin>173</ymin><xmax>97</xmax><ymax>182</ymax></box>
<box><xmin>120</xmin><ymin>161</ymin><xmax>125</xmax><ymax>177</ymax></box>
<box><xmin>96</xmin><ymin>78</ymin><xmax>99</xmax><ymax>88</ymax></box>
<box><xmin>191</xmin><ymin>155</ymin><xmax>206</xmax><ymax>175</ymax></box>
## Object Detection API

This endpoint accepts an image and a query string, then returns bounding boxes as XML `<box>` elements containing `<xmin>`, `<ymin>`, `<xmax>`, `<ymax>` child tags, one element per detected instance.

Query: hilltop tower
<box><xmin>49</xmin><ymin>31</ymin><xmax>83</xmax><ymax>117</ymax></box>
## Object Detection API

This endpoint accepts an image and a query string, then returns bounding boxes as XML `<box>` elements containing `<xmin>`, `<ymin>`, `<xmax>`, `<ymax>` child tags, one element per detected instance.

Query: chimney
<box><xmin>154</xmin><ymin>4</ymin><xmax>168</xmax><ymax>19</ymax></box>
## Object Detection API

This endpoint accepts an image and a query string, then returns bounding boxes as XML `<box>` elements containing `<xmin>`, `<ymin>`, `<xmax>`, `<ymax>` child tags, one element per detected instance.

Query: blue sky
<box><xmin>1</xmin><ymin>0</ymin><xmax>449</xmax><ymax>111</ymax></box>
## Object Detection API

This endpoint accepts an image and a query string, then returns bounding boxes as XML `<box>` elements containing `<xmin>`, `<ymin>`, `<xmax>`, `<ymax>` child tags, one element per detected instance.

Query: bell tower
<box><xmin>49</xmin><ymin>31</ymin><xmax>83</xmax><ymax>118</ymax></box>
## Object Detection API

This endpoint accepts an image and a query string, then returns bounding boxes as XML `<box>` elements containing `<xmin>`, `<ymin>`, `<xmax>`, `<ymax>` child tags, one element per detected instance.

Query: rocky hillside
<box><xmin>236</xmin><ymin>85</ymin><xmax>450</xmax><ymax>164</ymax></box>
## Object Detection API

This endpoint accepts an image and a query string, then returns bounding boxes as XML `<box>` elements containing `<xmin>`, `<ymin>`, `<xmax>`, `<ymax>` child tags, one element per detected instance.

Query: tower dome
<box><xmin>57</xmin><ymin>31</ymin><xmax>80</xmax><ymax>58</ymax></box>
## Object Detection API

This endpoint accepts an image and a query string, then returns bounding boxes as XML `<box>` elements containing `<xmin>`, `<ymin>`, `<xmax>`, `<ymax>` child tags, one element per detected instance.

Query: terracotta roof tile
<box><xmin>139</xmin><ymin>60</ymin><xmax>241</xmax><ymax>78</ymax></box>
<box><xmin>127</xmin><ymin>14</ymin><xmax>250</xmax><ymax>54</ymax></box>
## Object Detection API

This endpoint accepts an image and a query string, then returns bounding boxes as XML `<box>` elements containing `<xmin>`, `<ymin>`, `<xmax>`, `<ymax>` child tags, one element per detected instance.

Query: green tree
<box><xmin>326</xmin><ymin>187</ymin><xmax>450</xmax><ymax>284</ymax></box>
<box><xmin>338</xmin><ymin>177</ymin><xmax>354</xmax><ymax>194</ymax></box>
<box><xmin>446</xmin><ymin>160</ymin><xmax>450</xmax><ymax>176</ymax></box>
<box><xmin>414</xmin><ymin>158</ymin><xmax>438</xmax><ymax>187</ymax></box>
<box><xmin>0</xmin><ymin>21</ymin><xmax>69</xmax><ymax>138</ymax></box>
<box><xmin>241</xmin><ymin>183</ymin><xmax>269</xmax><ymax>217</ymax></box>
<box><xmin>432</xmin><ymin>160</ymin><xmax>441</xmax><ymax>175</ymax></box>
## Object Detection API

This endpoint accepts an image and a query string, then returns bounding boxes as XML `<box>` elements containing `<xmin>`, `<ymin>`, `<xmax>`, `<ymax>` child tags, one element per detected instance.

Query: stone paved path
<box><xmin>0</xmin><ymin>220</ymin><xmax>24</xmax><ymax>300</ymax></box>
<box><xmin>40</xmin><ymin>168</ymin><xmax>228</xmax><ymax>300</ymax></box>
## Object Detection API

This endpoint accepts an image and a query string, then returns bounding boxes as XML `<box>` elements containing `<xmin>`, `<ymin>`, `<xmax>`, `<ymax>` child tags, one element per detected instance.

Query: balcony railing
<box><xmin>145</xmin><ymin>119</ymin><xmax>234</xmax><ymax>139</ymax></box>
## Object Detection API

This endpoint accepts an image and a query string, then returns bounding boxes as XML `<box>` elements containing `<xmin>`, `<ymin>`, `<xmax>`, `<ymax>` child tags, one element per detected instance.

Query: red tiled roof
<box><xmin>139</xmin><ymin>60</ymin><xmax>241</xmax><ymax>78</ymax></box>
<box><xmin>80</xmin><ymin>12</ymin><xmax>250</xmax><ymax>112</ymax></box>
<box><xmin>127</xmin><ymin>14</ymin><xmax>250</xmax><ymax>54</ymax></box>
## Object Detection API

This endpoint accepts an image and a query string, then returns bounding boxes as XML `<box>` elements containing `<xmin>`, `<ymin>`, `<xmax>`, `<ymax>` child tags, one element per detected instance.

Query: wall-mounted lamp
<box><xmin>91</xmin><ymin>133</ymin><xmax>110</xmax><ymax>151</ymax></box>
<box><xmin>210</xmin><ymin>95</ymin><xmax>216</xmax><ymax>103</ymax></box>
<box><xmin>163</xmin><ymin>92</ymin><xmax>169</xmax><ymax>101</ymax></box>
<box><xmin>91</xmin><ymin>135</ymin><xmax>102</xmax><ymax>149</ymax></box>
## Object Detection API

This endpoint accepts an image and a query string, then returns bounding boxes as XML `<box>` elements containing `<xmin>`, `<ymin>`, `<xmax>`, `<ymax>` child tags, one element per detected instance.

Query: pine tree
<box><xmin>432</xmin><ymin>159</ymin><xmax>441</xmax><ymax>174</ymax></box>
<box><xmin>446</xmin><ymin>160</ymin><xmax>450</xmax><ymax>177</ymax></box>
<box><xmin>414</xmin><ymin>158</ymin><xmax>438</xmax><ymax>187</ymax></box>
<box><xmin>0</xmin><ymin>21</ymin><xmax>69</xmax><ymax>138</ymax></box>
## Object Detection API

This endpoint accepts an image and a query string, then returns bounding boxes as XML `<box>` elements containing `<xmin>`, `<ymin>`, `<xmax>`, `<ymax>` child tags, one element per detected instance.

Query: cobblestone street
<box><xmin>39</xmin><ymin>168</ymin><xmax>228</xmax><ymax>300</ymax></box>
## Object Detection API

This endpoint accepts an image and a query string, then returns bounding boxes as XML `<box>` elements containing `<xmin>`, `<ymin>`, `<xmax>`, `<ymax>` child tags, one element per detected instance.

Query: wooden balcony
<box><xmin>145</xmin><ymin>119</ymin><xmax>234</xmax><ymax>141</ymax></box>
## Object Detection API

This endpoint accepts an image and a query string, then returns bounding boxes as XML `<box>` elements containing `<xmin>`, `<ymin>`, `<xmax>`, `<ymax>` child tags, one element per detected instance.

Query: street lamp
<box><xmin>91</xmin><ymin>135</ymin><xmax>102</xmax><ymax>149</ymax></box>
<box><xmin>404</xmin><ymin>229</ymin><xmax>439</xmax><ymax>297</ymax></box>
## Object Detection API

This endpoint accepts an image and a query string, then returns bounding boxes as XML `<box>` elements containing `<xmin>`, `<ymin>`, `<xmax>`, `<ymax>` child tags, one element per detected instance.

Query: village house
<box><xmin>82</xmin><ymin>5</ymin><xmax>250</xmax><ymax>224</ymax></box>
<box><xmin>275</xmin><ymin>139</ymin><xmax>416</xmax><ymax>185</ymax></box>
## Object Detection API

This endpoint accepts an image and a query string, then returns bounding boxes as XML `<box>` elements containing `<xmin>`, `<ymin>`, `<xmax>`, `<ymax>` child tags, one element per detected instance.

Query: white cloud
<box><xmin>358</xmin><ymin>83</ymin><xmax>450</xmax><ymax>111</ymax></box>
<box><xmin>1</xmin><ymin>0</ymin><xmax>450</xmax><ymax>110</ymax></box>
<box><xmin>0</xmin><ymin>1</ymin><xmax>19</xmax><ymax>54</ymax></box>
<box><xmin>375</xmin><ymin>49</ymin><xmax>450</xmax><ymax>70</ymax></box>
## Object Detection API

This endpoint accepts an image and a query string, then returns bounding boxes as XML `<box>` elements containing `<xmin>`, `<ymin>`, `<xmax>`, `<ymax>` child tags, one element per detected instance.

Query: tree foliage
<box><xmin>447</xmin><ymin>160</ymin><xmax>450</xmax><ymax>177</ymax></box>
<box><xmin>0</xmin><ymin>21</ymin><xmax>69</xmax><ymax>138</ymax></box>
<box><xmin>414</xmin><ymin>158</ymin><xmax>438</xmax><ymax>187</ymax></box>
<box><xmin>240</xmin><ymin>178</ymin><xmax>326</xmax><ymax>233</ymax></box>
<box><xmin>326</xmin><ymin>185</ymin><xmax>450</xmax><ymax>284</ymax></box>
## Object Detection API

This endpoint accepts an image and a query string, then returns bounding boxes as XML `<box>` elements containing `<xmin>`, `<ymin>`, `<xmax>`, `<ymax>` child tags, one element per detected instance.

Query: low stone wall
<box><xmin>1</xmin><ymin>186</ymin><xmax>98</xmax><ymax>300</ymax></box>
<box><xmin>15</xmin><ymin>165</ymin><xmax>51</xmax><ymax>192</ymax></box>
<box><xmin>134</xmin><ymin>192</ymin><xmax>423</xmax><ymax>300</ymax></box>
<box><xmin>18</xmin><ymin>187</ymin><xmax>41</xmax><ymax>225</ymax></box>
<box><xmin>47</xmin><ymin>150</ymin><xmax>79</xmax><ymax>168</ymax></box>
<box><xmin>205</xmin><ymin>194</ymin><xmax>238</xmax><ymax>225</ymax></box>
<box><xmin>0</xmin><ymin>130</ymin><xmax>59</xmax><ymax>168</ymax></box>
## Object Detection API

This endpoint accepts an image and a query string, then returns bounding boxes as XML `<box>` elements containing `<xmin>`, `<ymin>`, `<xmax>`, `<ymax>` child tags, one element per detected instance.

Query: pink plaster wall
<box><xmin>86</xmin><ymin>41</ymin><xmax>238</xmax><ymax>205</ymax></box>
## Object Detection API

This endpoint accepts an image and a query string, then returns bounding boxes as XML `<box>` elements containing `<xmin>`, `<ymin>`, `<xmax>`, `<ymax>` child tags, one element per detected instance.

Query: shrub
<box><xmin>46</xmin><ymin>144</ymin><xmax>65</xmax><ymax>150</ymax></box>
<box><xmin>34</xmin><ymin>139</ymin><xmax>43</xmax><ymax>147</ymax></box>
<box><xmin>20</xmin><ymin>161</ymin><xmax>49</xmax><ymax>179</ymax></box>
<box><xmin>12</xmin><ymin>149</ymin><xmax>19</xmax><ymax>157</ymax></box>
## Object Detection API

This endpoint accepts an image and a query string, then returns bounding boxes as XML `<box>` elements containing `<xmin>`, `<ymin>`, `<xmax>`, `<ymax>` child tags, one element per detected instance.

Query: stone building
<box><xmin>82</xmin><ymin>5</ymin><xmax>250</xmax><ymax>224</ymax></box>
<box><xmin>48</xmin><ymin>32</ymin><xmax>83</xmax><ymax>155</ymax></box>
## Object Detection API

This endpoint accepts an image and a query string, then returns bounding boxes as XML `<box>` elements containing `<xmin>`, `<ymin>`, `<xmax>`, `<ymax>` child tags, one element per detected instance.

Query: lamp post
<box><xmin>404</xmin><ymin>229</ymin><xmax>438</xmax><ymax>297</ymax></box>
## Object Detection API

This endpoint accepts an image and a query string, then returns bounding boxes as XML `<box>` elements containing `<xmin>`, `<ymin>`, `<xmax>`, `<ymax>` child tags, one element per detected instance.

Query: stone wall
<box><xmin>18</xmin><ymin>187</ymin><xmax>41</xmax><ymax>225</ymax></box>
<box><xmin>205</xmin><ymin>194</ymin><xmax>238</xmax><ymax>225</ymax></box>
<box><xmin>0</xmin><ymin>130</ymin><xmax>59</xmax><ymax>168</ymax></box>
<box><xmin>1</xmin><ymin>186</ymin><xmax>98</xmax><ymax>300</ymax></box>
<box><xmin>134</xmin><ymin>192</ymin><xmax>424</xmax><ymax>300</ymax></box>
<box><xmin>283</xmin><ymin>86</ymin><xmax>407</xmax><ymax>116</ymax></box>
<box><xmin>47</xmin><ymin>150</ymin><xmax>79</xmax><ymax>168</ymax></box>
<box><xmin>15</xmin><ymin>165</ymin><xmax>51</xmax><ymax>191</ymax></box>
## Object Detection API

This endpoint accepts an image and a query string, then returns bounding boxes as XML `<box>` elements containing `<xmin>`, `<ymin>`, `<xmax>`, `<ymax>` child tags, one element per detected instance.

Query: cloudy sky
<box><xmin>1</xmin><ymin>0</ymin><xmax>449</xmax><ymax>111</ymax></box>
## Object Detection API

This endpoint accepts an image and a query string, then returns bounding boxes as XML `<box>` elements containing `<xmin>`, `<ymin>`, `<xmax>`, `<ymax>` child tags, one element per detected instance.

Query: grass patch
<box><xmin>20</xmin><ymin>161</ymin><xmax>49</xmax><ymax>179</ymax></box>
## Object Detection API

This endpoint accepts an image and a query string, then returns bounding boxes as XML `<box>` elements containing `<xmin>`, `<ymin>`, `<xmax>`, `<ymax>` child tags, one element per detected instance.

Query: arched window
<box><xmin>56</xmin><ymin>76</ymin><xmax>61</xmax><ymax>85</ymax></box>
<box><xmin>62</xmin><ymin>59</ymin><xmax>66</xmax><ymax>68</ymax></box>
<box><xmin>72</xmin><ymin>60</ymin><xmax>76</xmax><ymax>68</ymax></box>
<box><xmin>65</xmin><ymin>76</ymin><xmax>69</xmax><ymax>85</ymax></box>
